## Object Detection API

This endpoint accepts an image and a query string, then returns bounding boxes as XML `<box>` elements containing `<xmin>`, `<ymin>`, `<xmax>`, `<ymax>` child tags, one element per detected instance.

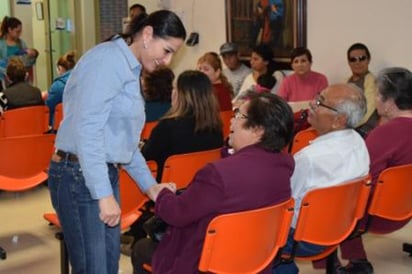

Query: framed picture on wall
<box><xmin>225</xmin><ymin>0</ymin><xmax>306</xmax><ymax>63</ymax></box>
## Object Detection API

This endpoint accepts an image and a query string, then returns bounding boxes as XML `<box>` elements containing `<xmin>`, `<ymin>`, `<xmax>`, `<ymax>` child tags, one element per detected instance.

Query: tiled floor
<box><xmin>0</xmin><ymin>185</ymin><xmax>411</xmax><ymax>274</ymax></box>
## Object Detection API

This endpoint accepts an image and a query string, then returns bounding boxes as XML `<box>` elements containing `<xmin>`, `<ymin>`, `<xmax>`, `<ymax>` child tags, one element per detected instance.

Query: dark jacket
<box><xmin>3</xmin><ymin>82</ymin><xmax>44</xmax><ymax>110</ymax></box>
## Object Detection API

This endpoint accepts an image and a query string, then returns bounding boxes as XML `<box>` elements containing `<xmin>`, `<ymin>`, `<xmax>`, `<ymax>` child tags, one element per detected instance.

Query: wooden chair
<box><xmin>141</xmin><ymin>121</ymin><xmax>158</xmax><ymax>140</ymax></box>
<box><xmin>289</xmin><ymin>127</ymin><xmax>318</xmax><ymax>155</ymax></box>
<box><xmin>43</xmin><ymin>161</ymin><xmax>157</xmax><ymax>274</ymax></box>
<box><xmin>0</xmin><ymin>134</ymin><xmax>55</xmax><ymax>191</ymax></box>
<box><xmin>281</xmin><ymin>175</ymin><xmax>371</xmax><ymax>273</ymax></box>
<box><xmin>198</xmin><ymin>199</ymin><xmax>295</xmax><ymax>273</ymax></box>
<box><xmin>0</xmin><ymin>105</ymin><xmax>49</xmax><ymax>137</ymax></box>
<box><xmin>161</xmin><ymin>148</ymin><xmax>221</xmax><ymax>189</ymax></box>
<box><xmin>53</xmin><ymin>103</ymin><xmax>64</xmax><ymax>131</ymax></box>
<box><xmin>219</xmin><ymin>110</ymin><xmax>233</xmax><ymax>140</ymax></box>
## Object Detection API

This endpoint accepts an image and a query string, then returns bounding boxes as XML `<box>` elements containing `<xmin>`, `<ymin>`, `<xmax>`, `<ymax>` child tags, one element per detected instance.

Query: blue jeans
<box><xmin>273</xmin><ymin>228</ymin><xmax>326</xmax><ymax>274</ymax></box>
<box><xmin>48</xmin><ymin>158</ymin><xmax>120</xmax><ymax>274</ymax></box>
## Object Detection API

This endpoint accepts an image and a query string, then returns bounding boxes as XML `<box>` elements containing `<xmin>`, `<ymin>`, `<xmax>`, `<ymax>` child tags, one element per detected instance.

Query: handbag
<box><xmin>143</xmin><ymin>188</ymin><xmax>186</xmax><ymax>242</ymax></box>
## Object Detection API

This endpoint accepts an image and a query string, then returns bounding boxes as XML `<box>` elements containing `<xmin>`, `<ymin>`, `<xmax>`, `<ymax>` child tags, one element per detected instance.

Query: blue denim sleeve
<box><xmin>123</xmin><ymin>149</ymin><xmax>157</xmax><ymax>192</ymax></box>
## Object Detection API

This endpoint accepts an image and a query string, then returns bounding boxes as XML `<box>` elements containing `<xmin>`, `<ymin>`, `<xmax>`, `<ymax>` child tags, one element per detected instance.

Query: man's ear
<box><xmin>333</xmin><ymin>113</ymin><xmax>348</xmax><ymax>129</ymax></box>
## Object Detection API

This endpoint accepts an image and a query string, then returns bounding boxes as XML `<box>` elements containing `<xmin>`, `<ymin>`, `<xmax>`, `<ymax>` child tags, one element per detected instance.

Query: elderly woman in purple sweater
<box><xmin>132</xmin><ymin>92</ymin><xmax>295</xmax><ymax>274</ymax></box>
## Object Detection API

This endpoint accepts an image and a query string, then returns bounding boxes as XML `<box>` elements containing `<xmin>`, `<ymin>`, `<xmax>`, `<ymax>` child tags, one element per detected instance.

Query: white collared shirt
<box><xmin>291</xmin><ymin>129</ymin><xmax>370</xmax><ymax>227</ymax></box>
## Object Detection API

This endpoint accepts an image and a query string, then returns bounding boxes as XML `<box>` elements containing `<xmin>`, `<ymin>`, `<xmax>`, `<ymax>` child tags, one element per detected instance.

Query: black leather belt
<box><xmin>55</xmin><ymin>150</ymin><xmax>121</xmax><ymax>168</ymax></box>
<box><xmin>56</xmin><ymin>150</ymin><xmax>79</xmax><ymax>162</ymax></box>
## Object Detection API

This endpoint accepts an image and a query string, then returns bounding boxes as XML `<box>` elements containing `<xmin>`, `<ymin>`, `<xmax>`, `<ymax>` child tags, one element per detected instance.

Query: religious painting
<box><xmin>225</xmin><ymin>0</ymin><xmax>306</xmax><ymax>62</ymax></box>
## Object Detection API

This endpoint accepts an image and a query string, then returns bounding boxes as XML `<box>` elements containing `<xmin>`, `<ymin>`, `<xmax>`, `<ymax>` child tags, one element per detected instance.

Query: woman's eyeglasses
<box><xmin>233</xmin><ymin>108</ymin><xmax>248</xmax><ymax>120</ymax></box>
<box><xmin>314</xmin><ymin>94</ymin><xmax>339</xmax><ymax>113</ymax></box>
<box><xmin>348</xmin><ymin>55</ymin><xmax>368</xmax><ymax>63</ymax></box>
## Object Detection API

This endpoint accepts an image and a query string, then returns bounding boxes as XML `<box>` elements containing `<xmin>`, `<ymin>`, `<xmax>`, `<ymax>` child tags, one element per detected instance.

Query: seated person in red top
<box><xmin>337</xmin><ymin>67</ymin><xmax>412</xmax><ymax>274</ymax></box>
<box><xmin>2</xmin><ymin>56</ymin><xmax>43</xmax><ymax>110</ymax></box>
<box><xmin>141</xmin><ymin>66</ymin><xmax>174</xmax><ymax>122</ymax></box>
<box><xmin>197</xmin><ymin>51</ymin><xmax>233</xmax><ymax>111</ymax></box>
<box><xmin>141</xmin><ymin>70</ymin><xmax>224</xmax><ymax>181</ymax></box>
<box><xmin>278</xmin><ymin>47</ymin><xmax>328</xmax><ymax>102</ymax></box>
<box><xmin>132</xmin><ymin>92</ymin><xmax>295</xmax><ymax>274</ymax></box>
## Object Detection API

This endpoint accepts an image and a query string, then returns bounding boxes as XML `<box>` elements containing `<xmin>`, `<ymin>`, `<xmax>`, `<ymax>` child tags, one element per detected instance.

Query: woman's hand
<box><xmin>98</xmin><ymin>195</ymin><xmax>121</xmax><ymax>227</ymax></box>
<box><xmin>146</xmin><ymin>182</ymin><xmax>177</xmax><ymax>201</ymax></box>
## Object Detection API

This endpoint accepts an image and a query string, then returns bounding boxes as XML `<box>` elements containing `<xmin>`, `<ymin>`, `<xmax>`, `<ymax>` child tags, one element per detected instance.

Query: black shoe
<box><xmin>337</xmin><ymin>260</ymin><xmax>374</xmax><ymax>274</ymax></box>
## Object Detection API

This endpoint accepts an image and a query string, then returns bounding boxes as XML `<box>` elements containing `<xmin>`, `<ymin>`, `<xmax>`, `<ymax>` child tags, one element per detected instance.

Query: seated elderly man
<box><xmin>273</xmin><ymin>83</ymin><xmax>370</xmax><ymax>274</ymax></box>
<box><xmin>132</xmin><ymin>93</ymin><xmax>295</xmax><ymax>274</ymax></box>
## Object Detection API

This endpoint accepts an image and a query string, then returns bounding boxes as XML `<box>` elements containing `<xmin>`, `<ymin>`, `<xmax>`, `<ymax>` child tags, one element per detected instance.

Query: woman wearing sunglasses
<box><xmin>347</xmin><ymin>42</ymin><xmax>379</xmax><ymax>137</ymax></box>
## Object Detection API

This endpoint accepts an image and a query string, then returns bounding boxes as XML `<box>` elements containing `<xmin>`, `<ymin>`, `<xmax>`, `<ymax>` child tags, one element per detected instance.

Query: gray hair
<box><xmin>335</xmin><ymin>83</ymin><xmax>367</xmax><ymax>128</ymax></box>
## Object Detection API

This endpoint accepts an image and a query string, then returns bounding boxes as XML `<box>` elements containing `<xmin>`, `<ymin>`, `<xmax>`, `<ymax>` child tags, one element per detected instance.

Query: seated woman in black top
<box><xmin>142</xmin><ymin>70</ymin><xmax>224</xmax><ymax>181</ymax></box>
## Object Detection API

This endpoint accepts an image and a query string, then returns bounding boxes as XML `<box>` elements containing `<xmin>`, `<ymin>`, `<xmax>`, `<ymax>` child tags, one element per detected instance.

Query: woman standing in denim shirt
<box><xmin>47</xmin><ymin>10</ymin><xmax>186</xmax><ymax>274</ymax></box>
<box><xmin>45</xmin><ymin>51</ymin><xmax>76</xmax><ymax>130</ymax></box>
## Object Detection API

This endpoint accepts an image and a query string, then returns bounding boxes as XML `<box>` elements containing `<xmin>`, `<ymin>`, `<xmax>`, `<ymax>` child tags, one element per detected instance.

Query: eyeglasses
<box><xmin>314</xmin><ymin>94</ymin><xmax>339</xmax><ymax>113</ymax></box>
<box><xmin>348</xmin><ymin>55</ymin><xmax>368</xmax><ymax>63</ymax></box>
<box><xmin>233</xmin><ymin>108</ymin><xmax>248</xmax><ymax>120</ymax></box>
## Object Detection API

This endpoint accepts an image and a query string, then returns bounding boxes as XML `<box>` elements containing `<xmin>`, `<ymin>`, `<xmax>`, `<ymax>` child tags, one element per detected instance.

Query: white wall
<box><xmin>129</xmin><ymin>0</ymin><xmax>412</xmax><ymax>83</ymax></box>
<box><xmin>308</xmin><ymin>0</ymin><xmax>412</xmax><ymax>83</ymax></box>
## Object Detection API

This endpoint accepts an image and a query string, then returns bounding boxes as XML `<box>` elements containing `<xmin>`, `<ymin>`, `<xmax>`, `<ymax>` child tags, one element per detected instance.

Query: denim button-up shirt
<box><xmin>56</xmin><ymin>37</ymin><xmax>156</xmax><ymax>199</ymax></box>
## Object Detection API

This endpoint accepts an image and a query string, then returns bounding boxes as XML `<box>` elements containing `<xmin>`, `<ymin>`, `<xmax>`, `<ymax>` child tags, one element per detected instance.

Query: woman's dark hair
<box><xmin>128</xmin><ymin>10</ymin><xmax>186</xmax><ymax>41</ymax></box>
<box><xmin>143</xmin><ymin>66</ymin><xmax>174</xmax><ymax>102</ymax></box>
<box><xmin>6</xmin><ymin>57</ymin><xmax>26</xmax><ymax>83</ymax></box>
<box><xmin>252</xmin><ymin>44</ymin><xmax>276</xmax><ymax>75</ymax></box>
<box><xmin>376</xmin><ymin>67</ymin><xmax>412</xmax><ymax>110</ymax></box>
<box><xmin>290</xmin><ymin>47</ymin><xmax>312</xmax><ymax>63</ymax></box>
<box><xmin>347</xmin><ymin>42</ymin><xmax>371</xmax><ymax>60</ymax></box>
<box><xmin>164</xmin><ymin>70</ymin><xmax>222</xmax><ymax>133</ymax></box>
<box><xmin>129</xmin><ymin>4</ymin><xmax>146</xmax><ymax>14</ymax></box>
<box><xmin>57</xmin><ymin>50</ymin><xmax>76</xmax><ymax>71</ymax></box>
<box><xmin>0</xmin><ymin>16</ymin><xmax>22</xmax><ymax>39</ymax></box>
<box><xmin>257</xmin><ymin>73</ymin><xmax>277</xmax><ymax>90</ymax></box>
<box><xmin>243</xmin><ymin>93</ymin><xmax>294</xmax><ymax>152</ymax></box>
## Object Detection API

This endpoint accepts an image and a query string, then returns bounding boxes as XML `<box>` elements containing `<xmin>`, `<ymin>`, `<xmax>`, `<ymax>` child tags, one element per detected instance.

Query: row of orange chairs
<box><xmin>145</xmin><ymin>164</ymin><xmax>411</xmax><ymax>273</ymax></box>
<box><xmin>0</xmin><ymin>104</ymin><xmax>63</xmax><ymax>138</ymax></box>
<box><xmin>0</xmin><ymin>105</ymin><xmax>231</xmax><ymax>142</ymax></box>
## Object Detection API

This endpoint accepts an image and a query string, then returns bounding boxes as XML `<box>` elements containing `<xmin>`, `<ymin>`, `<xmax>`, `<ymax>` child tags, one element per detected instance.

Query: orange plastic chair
<box><xmin>53</xmin><ymin>103</ymin><xmax>64</xmax><ymax>131</ymax></box>
<box><xmin>118</xmin><ymin>160</ymin><xmax>157</xmax><ymax>229</ymax></box>
<box><xmin>220</xmin><ymin>110</ymin><xmax>233</xmax><ymax>140</ymax></box>
<box><xmin>43</xmin><ymin>161</ymin><xmax>157</xmax><ymax>274</ymax></box>
<box><xmin>289</xmin><ymin>127</ymin><xmax>318</xmax><ymax>155</ymax></box>
<box><xmin>198</xmin><ymin>199</ymin><xmax>295</xmax><ymax>273</ymax></box>
<box><xmin>0</xmin><ymin>134</ymin><xmax>55</xmax><ymax>191</ymax></box>
<box><xmin>367</xmin><ymin>164</ymin><xmax>412</xmax><ymax>222</ymax></box>
<box><xmin>281</xmin><ymin>175</ymin><xmax>371</xmax><ymax>272</ymax></box>
<box><xmin>43</xmin><ymin>161</ymin><xmax>157</xmax><ymax>229</ymax></box>
<box><xmin>0</xmin><ymin>105</ymin><xmax>49</xmax><ymax>137</ymax></box>
<box><xmin>141</xmin><ymin>121</ymin><xmax>158</xmax><ymax>140</ymax></box>
<box><xmin>363</xmin><ymin>164</ymin><xmax>412</xmax><ymax>255</ymax></box>
<box><xmin>161</xmin><ymin>148</ymin><xmax>221</xmax><ymax>189</ymax></box>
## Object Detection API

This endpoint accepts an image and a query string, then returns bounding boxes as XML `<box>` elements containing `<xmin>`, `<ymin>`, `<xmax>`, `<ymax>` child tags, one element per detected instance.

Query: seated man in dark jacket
<box><xmin>2</xmin><ymin>56</ymin><xmax>43</xmax><ymax>110</ymax></box>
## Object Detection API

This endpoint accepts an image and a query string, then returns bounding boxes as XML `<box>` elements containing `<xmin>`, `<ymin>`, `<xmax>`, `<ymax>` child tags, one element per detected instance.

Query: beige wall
<box><xmin>308</xmin><ymin>0</ymin><xmax>412</xmax><ymax>83</ymax></box>
<box><xmin>12</xmin><ymin>0</ymin><xmax>412</xmax><ymax>89</ymax></box>
<box><xmin>130</xmin><ymin>0</ymin><xmax>412</xmax><ymax>83</ymax></box>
